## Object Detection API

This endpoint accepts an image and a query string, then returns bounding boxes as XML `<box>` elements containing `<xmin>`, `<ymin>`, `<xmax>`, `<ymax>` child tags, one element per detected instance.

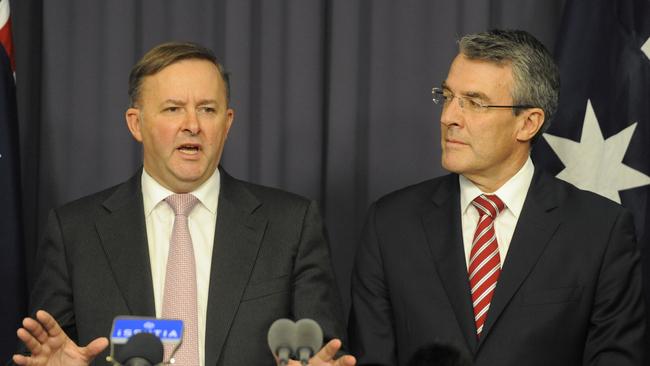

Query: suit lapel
<box><xmin>95</xmin><ymin>172</ymin><xmax>156</xmax><ymax>316</ymax></box>
<box><xmin>478</xmin><ymin>170</ymin><xmax>562</xmax><ymax>345</ymax></box>
<box><xmin>421</xmin><ymin>174</ymin><xmax>479</xmax><ymax>353</ymax></box>
<box><xmin>204</xmin><ymin>169</ymin><xmax>268</xmax><ymax>366</ymax></box>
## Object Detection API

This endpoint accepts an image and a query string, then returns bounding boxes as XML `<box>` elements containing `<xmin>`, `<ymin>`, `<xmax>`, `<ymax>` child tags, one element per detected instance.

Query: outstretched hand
<box><xmin>286</xmin><ymin>339</ymin><xmax>356</xmax><ymax>366</ymax></box>
<box><xmin>13</xmin><ymin>310</ymin><xmax>109</xmax><ymax>366</ymax></box>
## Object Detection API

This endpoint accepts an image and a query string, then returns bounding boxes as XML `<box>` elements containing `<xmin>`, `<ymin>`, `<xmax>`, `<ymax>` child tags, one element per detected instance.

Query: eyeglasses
<box><xmin>431</xmin><ymin>87</ymin><xmax>535</xmax><ymax>113</ymax></box>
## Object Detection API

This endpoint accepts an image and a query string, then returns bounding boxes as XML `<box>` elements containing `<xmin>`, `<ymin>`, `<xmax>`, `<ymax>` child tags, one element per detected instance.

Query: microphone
<box><xmin>108</xmin><ymin>316</ymin><xmax>184</xmax><ymax>366</ymax></box>
<box><xmin>267</xmin><ymin>318</ymin><xmax>297</xmax><ymax>366</ymax></box>
<box><xmin>295</xmin><ymin>319</ymin><xmax>323</xmax><ymax>365</ymax></box>
<box><xmin>406</xmin><ymin>341</ymin><xmax>473</xmax><ymax>366</ymax></box>
<box><xmin>113</xmin><ymin>332</ymin><xmax>163</xmax><ymax>366</ymax></box>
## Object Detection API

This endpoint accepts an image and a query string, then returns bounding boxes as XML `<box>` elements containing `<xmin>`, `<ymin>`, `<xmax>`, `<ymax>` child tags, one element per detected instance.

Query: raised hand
<box><xmin>13</xmin><ymin>310</ymin><xmax>109</xmax><ymax>366</ymax></box>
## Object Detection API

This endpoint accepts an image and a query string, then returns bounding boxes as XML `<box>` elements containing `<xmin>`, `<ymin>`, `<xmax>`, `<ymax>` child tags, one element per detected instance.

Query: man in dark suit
<box><xmin>14</xmin><ymin>42</ymin><xmax>356</xmax><ymax>366</ymax></box>
<box><xmin>349</xmin><ymin>29</ymin><xmax>645</xmax><ymax>365</ymax></box>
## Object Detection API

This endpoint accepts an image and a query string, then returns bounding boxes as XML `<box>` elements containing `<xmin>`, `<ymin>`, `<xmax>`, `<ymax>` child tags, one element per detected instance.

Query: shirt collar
<box><xmin>459</xmin><ymin>156</ymin><xmax>534</xmax><ymax>218</ymax></box>
<box><xmin>141</xmin><ymin>168</ymin><xmax>221</xmax><ymax>216</ymax></box>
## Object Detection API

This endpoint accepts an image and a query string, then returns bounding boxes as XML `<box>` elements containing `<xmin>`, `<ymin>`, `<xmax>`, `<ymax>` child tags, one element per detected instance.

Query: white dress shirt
<box><xmin>141</xmin><ymin>168</ymin><xmax>220</xmax><ymax>366</ymax></box>
<box><xmin>459</xmin><ymin>157</ymin><xmax>534</xmax><ymax>268</ymax></box>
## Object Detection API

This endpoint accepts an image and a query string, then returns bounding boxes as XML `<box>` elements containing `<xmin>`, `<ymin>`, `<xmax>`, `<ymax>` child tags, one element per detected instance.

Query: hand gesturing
<box><xmin>13</xmin><ymin>310</ymin><xmax>109</xmax><ymax>366</ymax></box>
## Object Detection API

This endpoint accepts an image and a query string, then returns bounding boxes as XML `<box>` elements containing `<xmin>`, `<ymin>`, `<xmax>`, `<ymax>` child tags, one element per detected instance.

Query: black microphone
<box><xmin>407</xmin><ymin>341</ymin><xmax>473</xmax><ymax>366</ymax></box>
<box><xmin>295</xmin><ymin>319</ymin><xmax>323</xmax><ymax>365</ymax></box>
<box><xmin>268</xmin><ymin>318</ymin><xmax>297</xmax><ymax>366</ymax></box>
<box><xmin>113</xmin><ymin>332</ymin><xmax>164</xmax><ymax>366</ymax></box>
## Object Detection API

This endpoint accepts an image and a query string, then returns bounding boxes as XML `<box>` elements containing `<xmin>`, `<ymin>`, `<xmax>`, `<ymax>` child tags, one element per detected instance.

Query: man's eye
<box><xmin>467</xmin><ymin>99</ymin><xmax>483</xmax><ymax>109</ymax></box>
<box><xmin>442</xmin><ymin>93</ymin><xmax>453</xmax><ymax>102</ymax></box>
<box><xmin>164</xmin><ymin>106</ymin><xmax>180</xmax><ymax>112</ymax></box>
<box><xmin>199</xmin><ymin>107</ymin><xmax>216</xmax><ymax>113</ymax></box>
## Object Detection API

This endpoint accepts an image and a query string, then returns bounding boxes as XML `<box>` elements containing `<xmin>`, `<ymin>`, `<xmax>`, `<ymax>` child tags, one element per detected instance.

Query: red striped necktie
<box><xmin>468</xmin><ymin>194</ymin><xmax>505</xmax><ymax>337</ymax></box>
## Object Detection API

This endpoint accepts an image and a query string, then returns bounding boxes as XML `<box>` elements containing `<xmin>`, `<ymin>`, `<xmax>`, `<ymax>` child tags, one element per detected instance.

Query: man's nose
<box><xmin>440</xmin><ymin>96</ymin><xmax>463</xmax><ymax>127</ymax></box>
<box><xmin>182</xmin><ymin>109</ymin><xmax>200</xmax><ymax>135</ymax></box>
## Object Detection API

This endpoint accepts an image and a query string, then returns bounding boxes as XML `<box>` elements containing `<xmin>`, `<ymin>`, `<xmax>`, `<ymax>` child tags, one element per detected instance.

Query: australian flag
<box><xmin>532</xmin><ymin>0</ymin><xmax>650</xmax><ymax>358</ymax></box>
<box><xmin>0</xmin><ymin>0</ymin><xmax>26</xmax><ymax>361</ymax></box>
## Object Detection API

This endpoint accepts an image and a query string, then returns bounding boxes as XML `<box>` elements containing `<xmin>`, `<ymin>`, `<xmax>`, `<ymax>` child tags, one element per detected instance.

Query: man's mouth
<box><xmin>177</xmin><ymin>144</ymin><xmax>201</xmax><ymax>154</ymax></box>
<box><xmin>446</xmin><ymin>138</ymin><xmax>466</xmax><ymax>145</ymax></box>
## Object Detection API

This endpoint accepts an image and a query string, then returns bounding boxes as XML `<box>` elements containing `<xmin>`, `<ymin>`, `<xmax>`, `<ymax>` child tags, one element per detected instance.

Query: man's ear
<box><xmin>516</xmin><ymin>108</ymin><xmax>545</xmax><ymax>142</ymax></box>
<box><xmin>125</xmin><ymin>107</ymin><xmax>143</xmax><ymax>142</ymax></box>
<box><xmin>224</xmin><ymin>108</ymin><xmax>235</xmax><ymax>138</ymax></box>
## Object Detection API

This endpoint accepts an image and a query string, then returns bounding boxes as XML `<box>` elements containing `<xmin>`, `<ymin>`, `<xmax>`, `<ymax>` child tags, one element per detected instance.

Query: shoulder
<box><xmin>220</xmin><ymin>168</ymin><xmax>317</xmax><ymax>220</ymax></box>
<box><xmin>240</xmin><ymin>179</ymin><xmax>312</xmax><ymax>207</ymax></box>
<box><xmin>373</xmin><ymin>173</ymin><xmax>456</xmax><ymax>211</ymax></box>
<box><xmin>537</xmin><ymin>170</ymin><xmax>627</xmax><ymax>217</ymax></box>
<box><xmin>531</xmin><ymin>170</ymin><xmax>634</xmax><ymax>243</ymax></box>
<box><xmin>53</xmin><ymin>173</ymin><xmax>141</xmax><ymax>222</ymax></box>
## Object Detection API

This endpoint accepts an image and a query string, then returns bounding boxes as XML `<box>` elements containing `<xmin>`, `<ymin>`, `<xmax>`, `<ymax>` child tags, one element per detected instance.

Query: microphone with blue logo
<box><xmin>106</xmin><ymin>316</ymin><xmax>183</xmax><ymax>366</ymax></box>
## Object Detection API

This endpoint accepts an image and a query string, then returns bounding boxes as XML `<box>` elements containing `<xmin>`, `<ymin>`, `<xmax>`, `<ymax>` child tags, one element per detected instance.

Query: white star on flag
<box><xmin>543</xmin><ymin>100</ymin><xmax>650</xmax><ymax>203</ymax></box>
<box><xmin>643</xmin><ymin>37</ymin><xmax>650</xmax><ymax>59</ymax></box>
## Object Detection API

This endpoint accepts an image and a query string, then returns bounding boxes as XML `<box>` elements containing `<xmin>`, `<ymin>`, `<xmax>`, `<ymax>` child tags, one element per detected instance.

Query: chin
<box><xmin>172</xmin><ymin>162</ymin><xmax>207</xmax><ymax>176</ymax></box>
<box><xmin>169</xmin><ymin>170</ymin><xmax>205</xmax><ymax>186</ymax></box>
<box><xmin>441</xmin><ymin>158</ymin><xmax>466</xmax><ymax>174</ymax></box>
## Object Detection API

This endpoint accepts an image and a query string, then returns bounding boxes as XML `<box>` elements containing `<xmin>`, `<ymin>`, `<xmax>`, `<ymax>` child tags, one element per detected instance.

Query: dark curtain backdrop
<box><xmin>11</xmin><ymin>0</ymin><xmax>565</xmax><ymax>310</ymax></box>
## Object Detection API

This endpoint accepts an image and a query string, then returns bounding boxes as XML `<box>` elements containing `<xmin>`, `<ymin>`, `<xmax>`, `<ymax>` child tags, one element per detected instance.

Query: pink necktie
<box><xmin>468</xmin><ymin>194</ymin><xmax>505</xmax><ymax>337</ymax></box>
<box><xmin>163</xmin><ymin>194</ymin><xmax>200</xmax><ymax>365</ymax></box>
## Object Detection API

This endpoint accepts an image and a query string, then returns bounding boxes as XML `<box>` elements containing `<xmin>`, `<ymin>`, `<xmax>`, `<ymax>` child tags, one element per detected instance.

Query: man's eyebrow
<box><xmin>463</xmin><ymin>91</ymin><xmax>490</xmax><ymax>100</ymax></box>
<box><xmin>161</xmin><ymin>99</ymin><xmax>220</xmax><ymax>106</ymax></box>
<box><xmin>196</xmin><ymin>99</ymin><xmax>218</xmax><ymax>106</ymax></box>
<box><xmin>441</xmin><ymin>83</ymin><xmax>489</xmax><ymax>100</ymax></box>
<box><xmin>162</xmin><ymin>99</ymin><xmax>185</xmax><ymax>105</ymax></box>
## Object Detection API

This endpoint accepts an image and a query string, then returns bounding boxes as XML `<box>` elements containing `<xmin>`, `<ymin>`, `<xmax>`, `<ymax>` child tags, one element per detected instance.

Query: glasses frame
<box><xmin>431</xmin><ymin>87</ymin><xmax>536</xmax><ymax>112</ymax></box>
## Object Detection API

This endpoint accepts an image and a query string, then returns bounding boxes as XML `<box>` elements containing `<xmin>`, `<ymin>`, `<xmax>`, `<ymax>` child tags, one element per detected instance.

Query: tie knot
<box><xmin>165</xmin><ymin>194</ymin><xmax>200</xmax><ymax>216</ymax></box>
<box><xmin>472</xmin><ymin>194</ymin><xmax>505</xmax><ymax>218</ymax></box>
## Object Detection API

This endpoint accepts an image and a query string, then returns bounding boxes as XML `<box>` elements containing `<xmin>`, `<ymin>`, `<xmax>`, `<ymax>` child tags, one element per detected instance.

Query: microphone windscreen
<box><xmin>114</xmin><ymin>332</ymin><xmax>164</xmax><ymax>365</ymax></box>
<box><xmin>267</xmin><ymin>318</ymin><xmax>297</xmax><ymax>355</ymax></box>
<box><xmin>407</xmin><ymin>341</ymin><xmax>473</xmax><ymax>366</ymax></box>
<box><xmin>295</xmin><ymin>318</ymin><xmax>323</xmax><ymax>354</ymax></box>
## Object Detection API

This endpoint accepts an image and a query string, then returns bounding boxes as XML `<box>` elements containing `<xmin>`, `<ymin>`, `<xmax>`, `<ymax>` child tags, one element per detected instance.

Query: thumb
<box><xmin>83</xmin><ymin>337</ymin><xmax>109</xmax><ymax>358</ymax></box>
<box><xmin>313</xmin><ymin>339</ymin><xmax>342</xmax><ymax>361</ymax></box>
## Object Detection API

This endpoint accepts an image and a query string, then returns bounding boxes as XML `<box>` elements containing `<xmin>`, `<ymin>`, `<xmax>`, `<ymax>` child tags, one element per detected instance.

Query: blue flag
<box><xmin>0</xmin><ymin>0</ymin><xmax>26</xmax><ymax>360</ymax></box>
<box><xmin>532</xmin><ymin>0</ymin><xmax>650</xmax><ymax>351</ymax></box>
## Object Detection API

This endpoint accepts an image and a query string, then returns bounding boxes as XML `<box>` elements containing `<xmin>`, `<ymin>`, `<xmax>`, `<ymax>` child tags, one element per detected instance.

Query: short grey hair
<box><xmin>459</xmin><ymin>29</ymin><xmax>559</xmax><ymax>143</ymax></box>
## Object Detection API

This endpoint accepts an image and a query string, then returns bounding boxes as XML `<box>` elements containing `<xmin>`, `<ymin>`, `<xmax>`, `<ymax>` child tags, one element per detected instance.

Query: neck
<box><xmin>464</xmin><ymin>155</ymin><xmax>529</xmax><ymax>193</ymax></box>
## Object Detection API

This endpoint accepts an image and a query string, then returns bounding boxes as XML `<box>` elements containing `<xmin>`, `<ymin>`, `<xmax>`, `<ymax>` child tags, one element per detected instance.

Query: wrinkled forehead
<box><xmin>140</xmin><ymin>60</ymin><xmax>227</xmax><ymax>102</ymax></box>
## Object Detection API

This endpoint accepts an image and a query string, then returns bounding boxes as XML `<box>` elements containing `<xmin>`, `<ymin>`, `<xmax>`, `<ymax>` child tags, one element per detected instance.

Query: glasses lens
<box><xmin>464</xmin><ymin>98</ymin><xmax>491</xmax><ymax>113</ymax></box>
<box><xmin>432</xmin><ymin>88</ymin><xmax>444</xmax><ymax>104</ymax></box>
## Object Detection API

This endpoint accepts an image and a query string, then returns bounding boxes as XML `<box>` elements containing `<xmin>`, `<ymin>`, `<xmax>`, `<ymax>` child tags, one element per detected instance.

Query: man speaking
<box><xmin>14</xmin><ymin>42</ymin><xmax>355</xmax><ymax>366</ymax></box>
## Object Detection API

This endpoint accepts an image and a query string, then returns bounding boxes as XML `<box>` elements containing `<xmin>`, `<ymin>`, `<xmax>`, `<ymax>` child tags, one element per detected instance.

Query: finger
<box><xmin>16</xmin><ymin>327</ymin><xmax>43</xmax><ymax>355</ymax></box>
<box><xmin>12</xmin><ymin>354</ymin><xmax>32</xmax><ymax>366</ymax></box>
<box><xmin>22</xmin><ymin>317</ymin><xmax>49</xmax><ymax>344</ymax></box>
<box><xmin>82</xmin><ymin>337</ymin><xmax>110</xmax><ymax>358</ymax></box>
<box><xmin>313</xmin><ymin>339</ymin><xmax>342</xmax><ymax>362</ymax></box>
<box><xmin>334</xmin><ymin>355</ymin><xmax>357</xmax><ymax>366</ymax></box>
<box><xmin>36</xmin><ymin>310</ymin><xmax>65</xmax><ymax>338</ymax></box>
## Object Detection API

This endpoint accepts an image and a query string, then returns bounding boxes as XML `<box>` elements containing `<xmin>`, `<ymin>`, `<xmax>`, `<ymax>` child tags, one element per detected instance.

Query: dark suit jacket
<box><xmin>27</xmin><ymin>167</ymin><xmax>345</xmax><ymax>365</ymax></box>
<box><xmin>350</xmin><ymin>170</ymin><xmax>645</xmax><ymax>366</ymax></box>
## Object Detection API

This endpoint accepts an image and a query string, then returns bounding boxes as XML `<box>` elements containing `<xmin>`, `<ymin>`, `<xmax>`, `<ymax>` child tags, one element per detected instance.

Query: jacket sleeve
<box><xmin>349</xmin><ymin>203</ymin><xmax>397</xmax><ymax>365</ymax></box>
<box><xmin>21</xmin><ymin>209</ymin><xmax>78</xmax><ymax>350</ymax></box>
<box><xmin>291</xmin><ymin>200</ymin><xmax>347</xmax><ymax>347</ymax></box>
<box><xmin>583</xmin><ymin>208</ymin><xmax>645</xmax><ymax>365</ymax></box>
